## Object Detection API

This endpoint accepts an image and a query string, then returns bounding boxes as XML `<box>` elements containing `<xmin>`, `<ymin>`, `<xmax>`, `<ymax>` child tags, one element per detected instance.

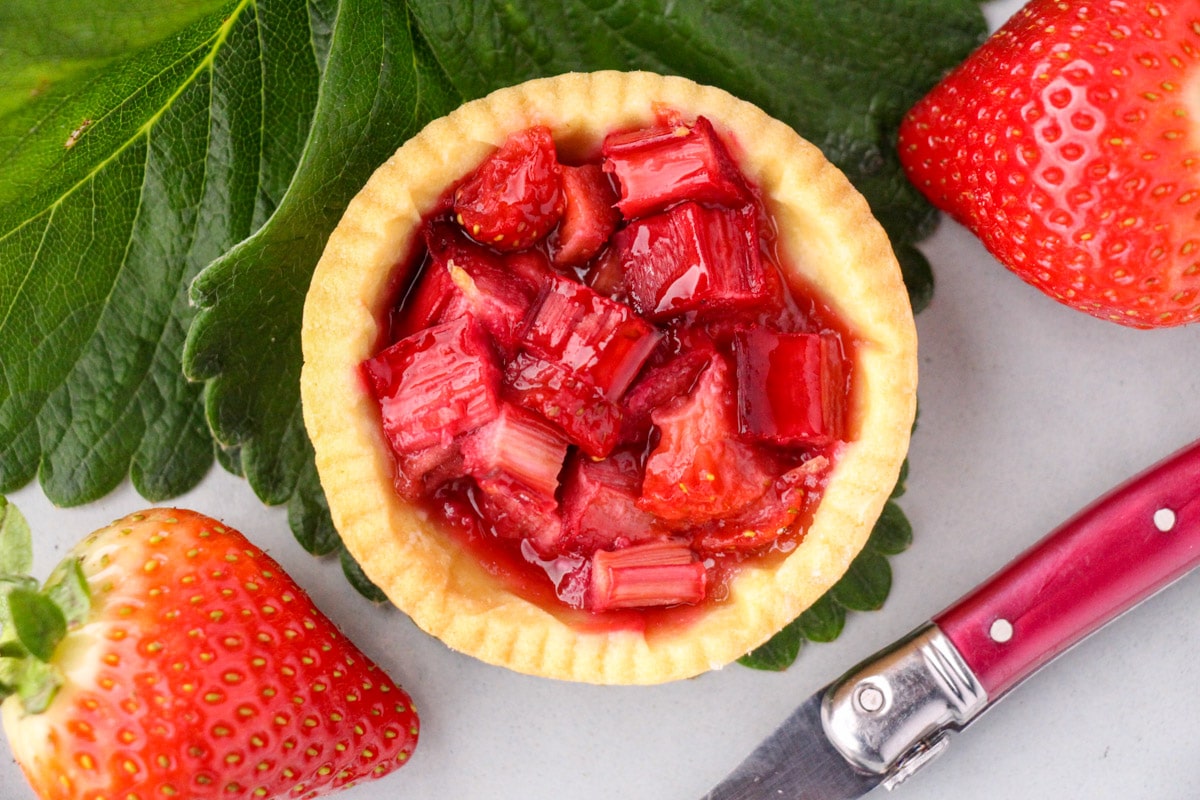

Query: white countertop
<box><xmin>5</xmin><ymin>1</ymin><xmax>1200</xmax><ymax>798</ymax></box>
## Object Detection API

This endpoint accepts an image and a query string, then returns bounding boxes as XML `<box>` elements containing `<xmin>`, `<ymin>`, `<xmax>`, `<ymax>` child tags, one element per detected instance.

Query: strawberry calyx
<box><xmin>0</xmin><ymin>498</ymin><xmax>89</xmax><ymax>714</ymax></box>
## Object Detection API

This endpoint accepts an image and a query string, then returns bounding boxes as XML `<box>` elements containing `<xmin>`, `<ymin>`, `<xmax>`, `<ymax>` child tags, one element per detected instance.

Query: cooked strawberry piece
<box><xmin>618</xmin><ymin>342</ymin><xmax>714</xmax><ymax>444</ymax></box>
<box><xmin>363</xmin><ymin>315</ymin><xmax>501</xmax><ymax>454</ymax></box>
<box><xmin>558</xmin><ymin>449</ymin><xmax>658</xmax><ymax>555</ymax></box>
<box><xmin>551</xmin><ymin>163</ymin><xmax>621</xmax><ymax>268</ymax></box>
<box><xmin>693</xmin><ymin>456</ymin><xmax>829</xmax><ymax>555</ymax></box>
<box><xmin>520</xmin><ymin>274</ymin><xmax>662</xmax><ymax>399</ymax></box>
<box><xmin>587</xmin><ymin>539</ymin><xmax>708</xmax><ymax>611</ymax></box>
<box><xmin>614</xmin><ymin>202</ymin><xmax>771</xmax><ymax>320</ymax></box>
<box><xmin>602</xmin><ymin>115</ymin><xmax>748</xmax><ymax>219</ymax></box>
<box><xmin>638</xmin><ymin>355</ymin><xmax>776</xmax><ymax>523</ymax></box>
<box><xmin>504</xmin><ymin>351</ymin><xmax>624</xmax><ymax>458</ymax></box>
<box><xmin>453</xmin><ymin>125</ymin><xmax>564</xmax><ymax>251</ymax></box>
<box><xmin>733</xmin><ymin>328</ymin><xmax>846</xmax><ymax>446</ymax></box>
<box><xmin>462</xmin><ymin>402</ymin><xmax>569</xmax><ymax>498</ymax></box>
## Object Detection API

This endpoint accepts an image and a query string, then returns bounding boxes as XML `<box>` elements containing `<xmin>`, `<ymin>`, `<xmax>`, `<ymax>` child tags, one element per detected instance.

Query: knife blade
<box><xmin>703</xmin><ymin>436</ymin><xmax>1200</xmax><ymax>800</ymax></box>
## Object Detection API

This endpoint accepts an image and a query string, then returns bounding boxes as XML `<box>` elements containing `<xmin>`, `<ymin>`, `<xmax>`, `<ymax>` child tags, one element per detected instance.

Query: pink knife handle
<box><xmin>934</xmin><ymin>438</ymin><xmax>1200</xmax><ymax>700</ymax></box>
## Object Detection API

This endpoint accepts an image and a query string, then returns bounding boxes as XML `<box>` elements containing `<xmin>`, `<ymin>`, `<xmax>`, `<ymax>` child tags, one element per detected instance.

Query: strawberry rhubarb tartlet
<box><xmin>300</xmin><ymin>72</ymin><xmax>917</xmax><ymax>684</ymax></box>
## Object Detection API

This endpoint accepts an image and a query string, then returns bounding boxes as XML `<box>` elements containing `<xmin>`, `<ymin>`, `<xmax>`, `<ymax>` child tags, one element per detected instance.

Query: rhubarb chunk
<box><xmin>601</xmin><ymin>115</ymin><xmax>748</xmax><ymax>219</ymax></box>
<box><xmin>471</xmin><ymin>476</ymin><xmax>563</xmax><ymax>556</ymax></box>
<box><xmin>587</xmin><ymin>539</ymin><xmax>708</xmax><ymax>611</ymax></box>
<box><xmin>362</xmin><ymin>315</ymin><xmax>501</xmax><ymax>455</ymax></box>
<box><xmin>504</xmin><ymin>352</ymin><xmax>624</xmax><ymax>458</ymax></box>
<box><xmin>418</xmin><ymin>221</ymin><xmax>540</xmax><ymax>354</ymax></box>
<box><xmin>454</xmin><ymin>126</ymin><xmax>564</xmax><ymax>250</ymax></box>
<box><xmin>638</xmin><ymin>356</ymin><xmax>776</xmax><ymax>524</ymax></box>
<box><xmin>460</xmin><ymin>404</ymin><xmax>568</xmax><ymax>555</ymax></box>
<box><xmin>558</xmin><ymin>450</ymin><xmax>658</xmax><ymax>555</ymax></box>
<box><xmin>551</xmin><ymin>163</ymin><xmax>621</xmax><ymax>268</ymax></box>
<box><xmin>520</xmin><ymin>274</ymin><xmax>662</xmax><ymax>400</ymax></box>
<box><xmin>733</xmin><ymin>328</ymin><xmax>846</xmax><ymax>446</ymax></box>
<box><xmin>462</xmin><ymin>402</ymin><xmax>569</xmax><ymax>499</ymax></box>
<box><xmin>505</xmin><ymin>275</ymin><xmax>661</xmax><ymax>456</ymax></box>
<box><xmin>614</xmin><ymin>202</ymin><xmax>771</xmax><ymax>320</ymax></box>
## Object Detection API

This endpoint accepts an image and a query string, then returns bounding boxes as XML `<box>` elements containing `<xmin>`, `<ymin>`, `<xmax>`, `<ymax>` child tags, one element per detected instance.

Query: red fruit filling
<box><xmin>551</xmin><ymin>163</ymin><xmax>622</xmax><ymax>268</ymax></box>
<box><xmin>732</xmin><ymin>328</ymin><xmax>846</xmax><ymax>446</ymax></box>
<box><xmin>614</xmin><ymin>202</ymin><xmax>771</xmax><ymax>320</ymax></box>
<box><xmin>602</xmin><ymin>114</ymin><xmax>748</xmax><ymax>218</ymax></box>
<box><xmin>365</xmin><ymin>113</ymin><xmax>852</xmax><ymax>615</ymax></box>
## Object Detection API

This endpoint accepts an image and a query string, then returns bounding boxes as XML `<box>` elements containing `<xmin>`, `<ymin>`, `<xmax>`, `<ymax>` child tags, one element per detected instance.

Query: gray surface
<box><xmin>5</xmin><ymin>2</ymin><xmax>1200</xmax><ymax>798</ymax></box>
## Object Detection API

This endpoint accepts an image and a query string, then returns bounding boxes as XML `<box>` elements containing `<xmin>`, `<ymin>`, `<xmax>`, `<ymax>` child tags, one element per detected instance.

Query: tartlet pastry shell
<box><xmin>301</xmin><ymin>71</ymin><xmax>918</xmax><ymax>684</ymax></box>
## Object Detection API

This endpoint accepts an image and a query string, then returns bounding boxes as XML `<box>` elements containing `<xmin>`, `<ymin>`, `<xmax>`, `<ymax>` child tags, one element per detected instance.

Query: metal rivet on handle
<box><xmin>989</xmin><ymin>618</ymin><xmax>1014</xmax><ymax>644</ymax></box>
<box><xmin>1153</xmin><ymin>507</ymin><xmax>1176</xmax><ymax>532</ymax></box>
<box><xmin>854</xmin><ymin>682</ymin><xmax>887</xmax><ymax>714</ymax></box>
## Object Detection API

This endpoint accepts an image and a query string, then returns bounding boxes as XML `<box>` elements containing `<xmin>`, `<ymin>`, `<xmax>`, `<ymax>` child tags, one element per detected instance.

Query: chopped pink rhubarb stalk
<box><xmin>558</xmin><ymin>450</ymin><xmax>658</xmax><ymax>555</ymax></box>
<box><xmin>422</xmin><ymin>221</ymin><xmax>539</xmax><ymax>354</ymax></box>
<box><xmin>583</xmin><ymin>246</ymin><xmax>625</xmax><ymax>297</ymax></box>
<box><xmin>503</xmin><ymin>352</ymin><xmax>624</xmax><ymax>458</ymax></box>
<box><xmin>362</xmin><ymin>315</ymin><xmax>501</xmax><ymax>454</ymax></box>
<box><xmin>614</xmin><ymin>202</ymin><xmax>771</xmax><ymax>320</ymax></box>
<box><xmin>587</xmin><ymin>539</ymin><xmax>708</xmax><ymax>611</ymax></box>
<box><xmin>733</xmin><ymin>328</ymin><xmax>846</xmax><ymax>446</ymax></box>
<box><xmin>551</xmin><ymin>163</ymin><xmax>621</xmax><ymax>268</ymax></box>
<box><xmin>471</xmin><ymin>476</ymin><xmax>563</xmax><ymax>556</ymax></box>
<box><xmin>504</xmin><ymin>248</ymin><xmax>554</xmax><ymax>295</ymax></box>
<box><xmin>520</xmin><ymin>274</ymin><xmax>662</xmax><ymax>399</ymax></box>
<box><xmin>638</xmin><ymin>356</ymin><xmax>775</xmax><ymax>524</ymax></box>
<box><xmin>462</xmin><ymin>402</ymin><xmax>569</xmax><ymax>499</ymax></box>
<box><xmin>601</xmin><ymin>115</ymin><xmax>748</xmax><ymax>219</ymax></box>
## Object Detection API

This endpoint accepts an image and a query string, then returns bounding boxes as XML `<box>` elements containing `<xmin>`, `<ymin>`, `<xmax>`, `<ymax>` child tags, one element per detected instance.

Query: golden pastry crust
<box><xmin>300</xmin><ymin>71</ymin><xmax>918</xmax><ymax>684</ymax></box>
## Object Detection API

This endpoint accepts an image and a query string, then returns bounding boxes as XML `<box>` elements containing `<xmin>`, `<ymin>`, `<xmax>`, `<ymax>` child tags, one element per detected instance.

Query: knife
<box><xmin>702</xmin><ymin>436</ymin><xmax>1200</xmax><ymax>800</ymax></box>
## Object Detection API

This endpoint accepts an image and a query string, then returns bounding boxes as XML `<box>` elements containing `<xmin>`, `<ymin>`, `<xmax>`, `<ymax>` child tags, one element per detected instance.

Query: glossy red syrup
<box><xmin>364</xmin><ymin>111</ymin><xmax>856</xmax><ymax>623</ymax></box>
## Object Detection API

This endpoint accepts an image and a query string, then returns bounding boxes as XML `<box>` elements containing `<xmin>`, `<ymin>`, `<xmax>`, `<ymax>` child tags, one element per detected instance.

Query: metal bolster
<box><xmin>821</xmin><ymin>623</ymin><xmax>988</xmax><ymax>789</ymax></box>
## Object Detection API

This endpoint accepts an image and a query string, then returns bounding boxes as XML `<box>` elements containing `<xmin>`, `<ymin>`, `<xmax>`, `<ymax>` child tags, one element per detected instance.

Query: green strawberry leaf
<box><xmin>8</xmin><ymin>587</ymin><xmax>66</xmax><ymax>663</ymax></box>
<box><xmin>181</xmin><ymin>0</ymin><xmax>461</xmax><ymax>553</ymax></box>
<box><xmin>0</xmin><ymin>0</ymin><xmax>321</xmax><ymax>505</ymax></box>
<box><xmin>0</xmin><ymin>0</ymin><xmax>226</xmax><ymax>176</ymax></box>
<box><xmin>0</xmin><ymin>496</ymin><xmax>33</xmax><ymax>575</ymax></box>
<box><xmin>42</xmin><ymin>559</ymin><xmax>92</xmax><ymax>630</ymax></box>
<box><xmin>796</xmin><ymin>594</ymin><xmax>848</xmax><ymax>644</ymax></box>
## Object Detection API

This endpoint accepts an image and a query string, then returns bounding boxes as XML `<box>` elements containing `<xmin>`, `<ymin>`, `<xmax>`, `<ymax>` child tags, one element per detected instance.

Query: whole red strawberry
<box><xmin>898</xmin><ymin>0</ymin><xmax>1200</xmax><ymax>328</ymax></box>
<box><xmin>0</xmin><ymin>501</ymin><xmax>418</xmax><ymax>800</ymax></box>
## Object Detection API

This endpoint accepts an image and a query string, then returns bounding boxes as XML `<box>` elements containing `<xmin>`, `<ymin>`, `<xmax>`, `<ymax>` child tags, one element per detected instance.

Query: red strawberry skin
<box><xmin>2</xmin><ymin>509</ymin><xmax>418</xmax><ymax>800</ymax></box>
<box><xmin>898</xmin><ymin>0</ymin><xmax>1200</xmax><ymax>328</ymax></box>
